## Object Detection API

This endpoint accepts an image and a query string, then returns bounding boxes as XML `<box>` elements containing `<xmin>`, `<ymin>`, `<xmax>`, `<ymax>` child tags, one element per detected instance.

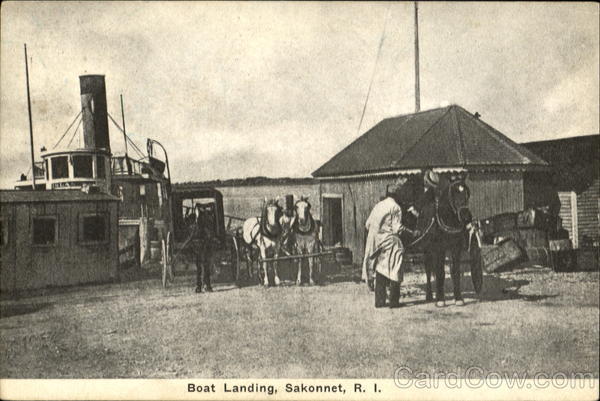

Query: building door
<box><xmin>322</xmin><ymin>195</ymin><xmax>343</xmax><ymax>246</ymax></box>
<box><xmin>118</xmin><ymin>223</ymin><xmax>140</xmax><ymax>269</ymax></box>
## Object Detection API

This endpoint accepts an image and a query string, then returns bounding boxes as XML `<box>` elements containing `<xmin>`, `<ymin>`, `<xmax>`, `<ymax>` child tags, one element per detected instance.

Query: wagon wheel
<box><xmin>228</xmin><ymin>235</ymin><xmax>241</xmax><ymax>287</ymax></box>
<box><xmin>254</xmin><ymin>247</ymin><xmax>265</xmax><ymax>285</ymax></box>
<box><xmin>162</xmin><ymin>231</ymin><xmax>175</xmax><ymax>288</ymax></box>
<box><xmin>469</xmin><ymin>236</ymin><xmax>484</xmax><ymax>294</ymax></box>
<box><xmin>244</xmin><ymin>244</ymin><xmax>254</xmax><ymax>280</ymax></box>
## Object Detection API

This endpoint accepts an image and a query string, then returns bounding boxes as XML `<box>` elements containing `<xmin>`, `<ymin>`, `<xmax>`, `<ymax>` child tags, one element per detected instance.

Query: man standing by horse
<box><xmin>279</xmin><ymin>194</ymin><xmax>296</xmax><ymax>256</ymax></box>
<box><xmin>412</xmin><ymin>169</ymin><xmax>440</xmax><ymax>216</ymax></box>
<box><xmin>363</xmin><ymin>182</ymin><xmax>420</xmax><ymax>308</ymax></box>
<box><xmin>193</xmin><ymin>203</ymin><xmax>217</xmax><ymax>293</ymax></box>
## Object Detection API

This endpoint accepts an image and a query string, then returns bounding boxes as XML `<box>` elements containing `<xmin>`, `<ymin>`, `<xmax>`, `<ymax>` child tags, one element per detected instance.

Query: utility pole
<box><xmin>24</xmin><ymin>44</ymin><xmax>37</xmax><ymax>189</ymax></box>
<box><xmin>414</xmin><ymin>1</ymin><xmax>421</xmax><ymax>112</ymax></box>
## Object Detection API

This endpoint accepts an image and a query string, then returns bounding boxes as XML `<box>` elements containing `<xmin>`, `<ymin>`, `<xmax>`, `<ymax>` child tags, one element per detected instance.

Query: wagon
<box><xmin>160</xmin><ymin>187</ymin><xmax>243</xmax><ymax>288</ymax></box>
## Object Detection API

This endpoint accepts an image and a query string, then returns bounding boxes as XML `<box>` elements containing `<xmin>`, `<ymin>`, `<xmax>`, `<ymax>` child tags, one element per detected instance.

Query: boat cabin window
<box><xmin>96</xmin><ymin>156</ymin><xmax>106</xmax><ymax>179</ymax></box>
<box><xmin>80</xmin><ymin>213</ymin><xmax>108</xmax><ymax>243</ymax></box>
<box><xmin>51</xmin><ymin>156</ymin><xmax>69</xmax><ymax>179</ymax></box>
<box><xmin>32</xmin><ymin>216</ymin><xmax>57</xmax><ymax>246</ymax></box>
<box><xmin>157</xmin><ymin>183</ymin><xmax>163</xmax><ymax>207</ymax></box>
<box><xmin>73</xmin><ymin>155</ymin><xmax>93</xmax><ymax>178</ymax></box>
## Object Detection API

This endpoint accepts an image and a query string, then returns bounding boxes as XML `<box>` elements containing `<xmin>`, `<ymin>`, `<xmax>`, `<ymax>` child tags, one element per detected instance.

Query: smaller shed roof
<box><xmin>0</xmin><ymin>190</ymin><xmax>119</xmax><ymax>203</ymax></box>
<box><xmin>521</xmin><ymin>134</ymin><xmax>599</xmax><ymax>193</ymax></box>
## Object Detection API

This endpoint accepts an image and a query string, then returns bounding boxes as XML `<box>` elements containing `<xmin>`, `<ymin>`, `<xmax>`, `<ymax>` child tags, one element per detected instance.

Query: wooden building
<box><xmin>312</xmin><ymin>105</ymin><xmax>555</xmax><ymax>262</ymax></box>
<box><xmin>0</xmin><ymin>190</ymin><xmax>119</xmax><ymax>292</ymax></box>
<box><xmin>522</xmin><ymin>135</ymin><xmax>599</xmax><ymax>248</ymax></box>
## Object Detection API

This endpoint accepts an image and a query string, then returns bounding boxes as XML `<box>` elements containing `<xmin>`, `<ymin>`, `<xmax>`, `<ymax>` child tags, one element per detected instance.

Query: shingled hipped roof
<box><xmin>312</xmin><ymin>105</ymin><xmax>548</xmax><ymax>178</ymax></box>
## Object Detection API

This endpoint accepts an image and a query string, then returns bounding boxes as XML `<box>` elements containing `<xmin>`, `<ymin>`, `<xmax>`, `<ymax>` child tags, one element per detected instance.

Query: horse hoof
<box><xmin>296</xmin><ymin>280</ymin><xmax>302</xmax><ymax>286</ymax></box>
<box><xmin>455</xmin><ymin>299</ymin><xmax>465</xmax><ymax>306</ymax></box>
<box><xmin>274</xmin><ymin>277</ymin><xmax>281</xmax><ymax>286</ymax></box>
<box><xmin>436</xmin><ymin>301</ymin><xmax>446</xmax><ymax>307</ymax></box>
<box><xmin>263</xmin><ymin>278</ymin><xmax>269</xmax><ymax>287</ymax></box>
<box><xmin>426</xmin><ymin>295</ymin><xmax>433</xmax><ymax>302</ymax></box>
<box><xmin>309</xmin><ymin>280</ymin><xmax>315</xmax><ymax>286</ymax></box>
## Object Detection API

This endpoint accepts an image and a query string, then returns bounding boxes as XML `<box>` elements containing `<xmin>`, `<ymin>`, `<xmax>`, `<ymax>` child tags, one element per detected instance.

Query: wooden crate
<box><xmin>480</xmin><ymin>239</ymin><xmax>524</xmax><ymax>273</ymax></box>
<box><xmin>576</xmin><ymin>248</ymin><xmax>599</xmax><ymax>271</ymax></box>
<box><xmin>491</xmin><ymin>213</ymin><xmax>518</xmax><ymax>232</ymax></box>
<box><xmin>525</xmin><ymin>247</ymin><xmax>551</xmax><ymax>267</ymax></box>
<box><xmin>519</xmin><ymin>228</ymin><xmax>549</xmax><ymax>248</ymax></box>
<box><xmin>549</xmin><ymin>239</ymin><xmax>572</xmax><ymax>251</ymax></box>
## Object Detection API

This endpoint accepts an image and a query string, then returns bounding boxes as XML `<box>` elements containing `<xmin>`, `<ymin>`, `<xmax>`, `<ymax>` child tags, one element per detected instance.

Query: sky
<box><xmin>1</xmin><ymin>1</ymin><xmax>598</xmax><ymax>188</ymax></box>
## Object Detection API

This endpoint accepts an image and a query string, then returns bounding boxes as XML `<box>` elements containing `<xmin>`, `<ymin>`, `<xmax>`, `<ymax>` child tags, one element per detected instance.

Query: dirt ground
<box><xmin>1</xmin><ymin>263</ymin><xmax>598</xmax><ymax>378</ymax></box>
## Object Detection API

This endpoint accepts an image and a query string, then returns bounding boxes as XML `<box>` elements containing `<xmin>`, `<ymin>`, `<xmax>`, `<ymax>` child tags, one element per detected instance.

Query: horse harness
<box><xmin>293</xmin><ymin>199</ymin><xmax>317</xmax><ymax>235</ymax></box>
<box><xmin>247</xmin><ymin>203</ymin><xmax>282</xmax><ymax>246</ymax></box>
<box><xmin>405</xmin><ymin>181</ymin><xmax>469</xmax><ymax>248</ymax></box>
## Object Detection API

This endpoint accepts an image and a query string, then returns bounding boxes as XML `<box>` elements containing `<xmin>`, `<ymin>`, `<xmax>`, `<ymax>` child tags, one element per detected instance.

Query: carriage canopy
<box><xmin>171</xmin><ymin>187</ymin><xmax>225</xmax><ymax>242</ymax></box>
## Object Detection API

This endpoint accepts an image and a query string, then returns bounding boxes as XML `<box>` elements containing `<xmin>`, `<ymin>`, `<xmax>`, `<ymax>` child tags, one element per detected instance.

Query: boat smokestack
<box><xmin>80</xmin><ymin>75</ymin><xmax>110</xmax><ymax>151</ymax></box>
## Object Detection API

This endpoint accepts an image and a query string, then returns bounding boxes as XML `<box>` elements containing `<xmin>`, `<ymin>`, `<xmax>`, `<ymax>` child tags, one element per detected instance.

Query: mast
<box><xmin>120</xmin><ymin>94</ymin><xmax>131</xmax><ymax>174</ymax></box>
<box><xmin>414</xmin><ymin>1</ymin><xmax>421</xmax><ymax>112</ymax></box>
<box><xmin>24</xmin><ymin>44</ymin><xmax>37</xmax><ymax>189</ymax></box>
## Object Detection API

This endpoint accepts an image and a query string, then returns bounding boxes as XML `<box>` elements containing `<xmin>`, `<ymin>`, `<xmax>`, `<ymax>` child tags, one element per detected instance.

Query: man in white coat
<box><xmin>362</xmin><ymin>183</ymin><xmax>420</xmax><ymax>308</ymax></box>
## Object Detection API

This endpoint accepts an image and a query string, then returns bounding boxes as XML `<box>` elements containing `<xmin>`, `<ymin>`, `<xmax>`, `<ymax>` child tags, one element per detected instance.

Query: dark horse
<box><xmin>402</xmin><ymin>174</ymin><xmax>473</xmax><ymax>307</ymax></box>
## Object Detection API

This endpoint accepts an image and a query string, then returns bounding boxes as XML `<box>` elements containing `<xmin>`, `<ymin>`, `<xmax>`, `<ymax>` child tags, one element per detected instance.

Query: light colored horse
<box><xmin>242</xmin><ymin>198</ymin><xmax>283</xmax><ymax>286</ymax></box>
<box><xmin>292</xmin><ymin>196</ymin><xmax>321</xmax><ymax>285</ymax></box>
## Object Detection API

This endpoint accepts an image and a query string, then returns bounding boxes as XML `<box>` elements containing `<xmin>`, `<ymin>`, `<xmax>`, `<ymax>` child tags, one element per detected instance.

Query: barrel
<box><xmin>335</xmin><ymin>248</ymin><xmax>353</xmax><ymax>265</ymax></box>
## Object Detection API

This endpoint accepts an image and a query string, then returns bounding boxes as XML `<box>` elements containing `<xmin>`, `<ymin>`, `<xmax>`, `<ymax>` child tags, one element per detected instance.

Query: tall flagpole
<box><xmin>414</xmin><ymin>1</ymin><xmax>421</xmax><ymax>112</ymax></box>
<box><xmin>24</xmin><ymin>44</ymin><xmax>37</xmax><ymax>189</ymax></box>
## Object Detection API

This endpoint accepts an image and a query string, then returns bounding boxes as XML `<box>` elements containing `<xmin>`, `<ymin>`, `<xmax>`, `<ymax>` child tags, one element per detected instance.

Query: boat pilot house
<box><xmin>312</xmin><ymin>105</ymin><xmax>556</xmax><ymax>263</ymax></box>
<box><xmin>0</xmin><ymin>189</ymin><xmax>119</xmax><ymax>292</ymax></box>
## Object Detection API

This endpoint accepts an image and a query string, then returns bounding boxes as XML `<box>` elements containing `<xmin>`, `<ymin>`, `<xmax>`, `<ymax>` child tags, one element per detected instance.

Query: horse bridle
<box><xmin>294</xmin><ymin>200</ymin><xmax>315</xmax><ymax>234</ymax></box>
<box><xmin>447</xmin><ymin>180</ymin><xmax>470</xmax><ymax>218</ymax></box>
<box><xmin>436</xmin><ymin>181</ymin><xmax>470</xmax><ymax>234</ymax></box>
<box><xmin>260</xmin><ymin>201</ymin><xmax>282</xmax><ymax>239</ymax></box>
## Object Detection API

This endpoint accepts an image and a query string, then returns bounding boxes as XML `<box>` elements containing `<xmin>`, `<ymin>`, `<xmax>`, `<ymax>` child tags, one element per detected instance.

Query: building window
<box><xmin>0</xmin><ymin>218</ymin><xmax>8</xmax><ymax>246</ymax></box>
<box><xmin>51</xmin><ymin>156</ymin><xmax>69</xmax><ymax>179</ymax></box>
<box><xmin>79</xmin><ymin>213</ymin><xmax>108</xmax><ymax>243</ymax></box>
<box><xmin>73</xmin><ymin>155</ymin><xmax>93</xmax><ymax>178</ymax></box>
<box><xmin>32</xmin><ymin>217</ymin><xmax>57</xmax><ymax>246</ymax></box>
<box><xmin>96</xmin><ymin>156</ymin><xmax>106</xmax><ymax>179</ymax></box>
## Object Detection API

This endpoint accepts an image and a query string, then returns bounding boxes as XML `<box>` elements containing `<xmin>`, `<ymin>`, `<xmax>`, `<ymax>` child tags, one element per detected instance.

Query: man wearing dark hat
<box><xmin>194</xmin><ymin>203</ymin><xmax>216</xmax><ymax>293</ymax></box>
<box><xmin>422</xmin><ymin>169</ymin><xmax>440</xmax><ymax>206</ymax></box>
<box><xmin>363</xmin><ymin>182</ymin><xmax>420</xmax><ymax>308</ymax></box>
